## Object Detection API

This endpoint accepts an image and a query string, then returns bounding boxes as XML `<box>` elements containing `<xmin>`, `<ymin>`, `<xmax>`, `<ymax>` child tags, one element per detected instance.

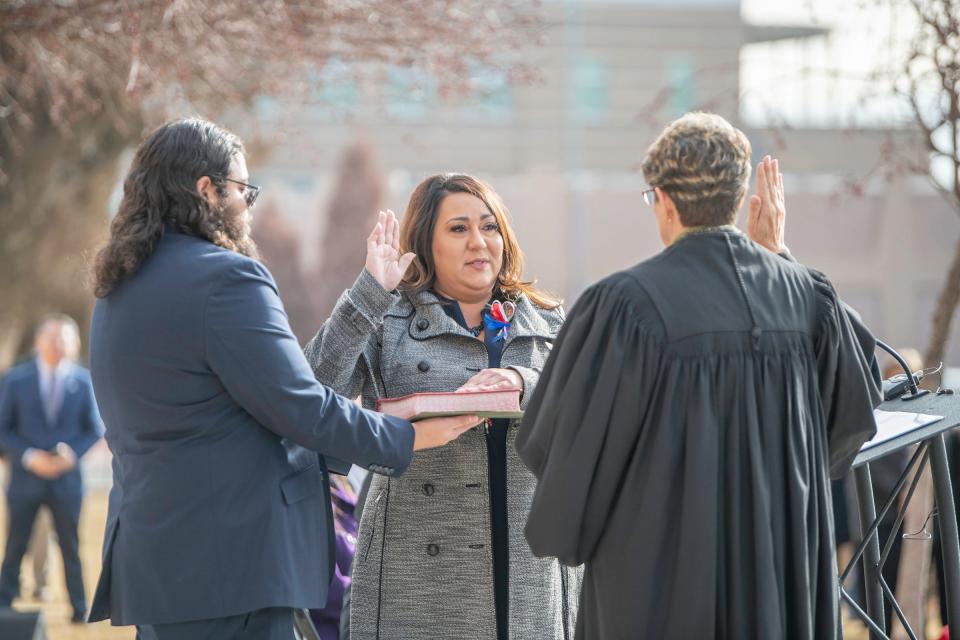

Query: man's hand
<box><xmin>23</xmin><ymin>444</ymin><xmax>77</xmax><ymax>479</ymax></box>
<box><xmin>456</xmin><ymin>368</ymin><xmax>523</xmax><ymax>394</ymax></box>
<box><xmin>24</xmin><ymin>450</ymin><xmax>65</xmax><ymax>479</ymax></box>
<box><xmin>746</xmin><ymin>155</ymin><xmax>788</xmax><ymax>254</ymax></box>
<box><xmin>412</xmin><ymin>415</ymin><xmax>482</xmax><ymax>451</ymax></box>
<box><xmin>54</xmin><ymin>442</ymin><xmax>77</xmax><ymax>472</ymax></box>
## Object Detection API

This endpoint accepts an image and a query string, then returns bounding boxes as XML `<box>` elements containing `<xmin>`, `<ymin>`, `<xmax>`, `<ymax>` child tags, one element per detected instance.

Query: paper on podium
<box><xmin>860</xmin><ymin>409</ymin><xmax>944</xmax><ymax>451</ymax></box>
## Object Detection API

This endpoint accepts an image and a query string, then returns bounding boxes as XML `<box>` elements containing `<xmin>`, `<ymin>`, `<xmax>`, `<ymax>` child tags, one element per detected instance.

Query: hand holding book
<box><xmin>412</xmin><ymin>415</ymin><xmax>482</xmax><ymax>451</ymax></box>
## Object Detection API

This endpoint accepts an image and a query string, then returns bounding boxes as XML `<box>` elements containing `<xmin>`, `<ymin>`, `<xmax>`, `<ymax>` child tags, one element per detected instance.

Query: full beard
<box><xmin>210</xmin><ymin>200</ymin><xmax>260</xmax><ymax>260</ymax></box>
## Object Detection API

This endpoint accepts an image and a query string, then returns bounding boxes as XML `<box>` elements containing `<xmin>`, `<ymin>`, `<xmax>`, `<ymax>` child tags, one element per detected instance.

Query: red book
<box><xmin>376</xmin><ymin>389</ymin><xmax>523</xmax><ymax>421</ymax></box>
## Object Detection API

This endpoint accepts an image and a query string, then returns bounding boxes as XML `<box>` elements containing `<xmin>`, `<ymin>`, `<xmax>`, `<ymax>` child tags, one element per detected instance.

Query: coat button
<box><xmin>417</xmin><ymin>318</ymin><xmax>429</xmax><ymax>331</ymax></box>
<box><xmin>427</xmin><ymin>543</ymin><xmax>440</xmax><ymax>556</ymax></box>
<box><xmin>418</xmin><ymin>360</ymin><xmax>431</xmax><ymax>372</ymax></box>
<box><xmin>423</xmin><ymin>483</ymin><xmax>435</xmax><ymax>496</ymax></box>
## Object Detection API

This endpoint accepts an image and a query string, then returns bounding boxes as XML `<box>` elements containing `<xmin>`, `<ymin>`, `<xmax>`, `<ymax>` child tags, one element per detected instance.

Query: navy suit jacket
<box><xmin>0</xmin><ymin>359</ymin><xmax>103</xmax><ymax>498</ymax></box>
<box><xmin>88</xmin><ymin>230</ymin><xmax>415</xmax><ymax>626</ymax></box>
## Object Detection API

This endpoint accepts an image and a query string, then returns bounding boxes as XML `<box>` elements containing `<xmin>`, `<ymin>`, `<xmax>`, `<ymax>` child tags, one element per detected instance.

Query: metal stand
<box><xmin>854</xmin><ymin>464</ymin><xmax>885</xmax><ymax>638</ymax></box>
<box><xmin>931</xmin><ymin>433</ymin><xmax>960</xmax><ymax>632</ymax></box>
<box><xmin>842</xmin><ymin>395</ymin><xmax>960</xmax><ymax>639</ymax></box>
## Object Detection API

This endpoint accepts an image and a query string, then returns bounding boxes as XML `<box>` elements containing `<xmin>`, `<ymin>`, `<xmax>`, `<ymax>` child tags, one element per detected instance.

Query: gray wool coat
<box><xmin>304</xmin><ymin>269</ymin><xmax>582</xmax><ymax>640</ymax></box>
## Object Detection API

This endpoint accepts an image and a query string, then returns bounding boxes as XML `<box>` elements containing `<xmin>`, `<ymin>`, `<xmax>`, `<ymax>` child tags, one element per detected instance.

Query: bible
<box><xmin>376</xmin><ymin>389</ymin><xmax>523</xmax><ymax>421</ymax></box>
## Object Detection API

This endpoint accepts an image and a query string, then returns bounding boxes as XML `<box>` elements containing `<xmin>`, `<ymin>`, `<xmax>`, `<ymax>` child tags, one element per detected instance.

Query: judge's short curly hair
<box><xmin>641</xmin><ymin>112</ymin><xmax>752</xmax><ymax>227</ymax></box>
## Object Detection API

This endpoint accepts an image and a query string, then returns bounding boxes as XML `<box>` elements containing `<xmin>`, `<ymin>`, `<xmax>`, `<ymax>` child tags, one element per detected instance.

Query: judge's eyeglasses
<box><xmin>642</xmin><ymin>187</ymin><xmax>657</xmax><ymax>206</ymax></box>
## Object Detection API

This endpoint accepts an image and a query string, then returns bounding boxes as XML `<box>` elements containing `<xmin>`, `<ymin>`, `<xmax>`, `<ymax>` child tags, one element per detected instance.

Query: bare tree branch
<box><xmin>0</xmin><ymin>0</ymin><xmax>541</xmax><ymax>366</ymax></box>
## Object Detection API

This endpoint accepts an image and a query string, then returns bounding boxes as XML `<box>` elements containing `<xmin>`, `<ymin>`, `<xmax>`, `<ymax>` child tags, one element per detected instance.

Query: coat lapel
<box><xmin>406</xmin><ymin>291</ymin><xmax>475</xmax><ymax>341</ymax></box>
<box><xmin>503</xmin><ymin>295</ymin><xmax>555</xmax><ymax>346</ymax></box>
<box><xmin>405</xmin><ymin>290</ymin><xmax>555</xmax><ymax>344</ymax></box>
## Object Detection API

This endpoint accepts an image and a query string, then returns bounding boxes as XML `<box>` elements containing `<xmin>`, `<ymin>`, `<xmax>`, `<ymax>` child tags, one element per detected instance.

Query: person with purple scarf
<box><xmin>310</xmin><ymin>475</ymin><xmax>360</xmax><ymax>639</ymax></box>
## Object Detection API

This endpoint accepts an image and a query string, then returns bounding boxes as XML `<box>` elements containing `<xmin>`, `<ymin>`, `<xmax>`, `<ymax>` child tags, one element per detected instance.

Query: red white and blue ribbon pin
<box><xmin>483</xmin><ymin>300</ymin><xmax>516</xmax><ymax>342</ymax></box>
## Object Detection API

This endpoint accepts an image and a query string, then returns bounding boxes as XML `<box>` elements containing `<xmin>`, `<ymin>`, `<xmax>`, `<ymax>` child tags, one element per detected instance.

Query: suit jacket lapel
<box><xmin>25</xmin><ymin>360</ymin><xmax>53</xmax><ymax>428</ymax></box>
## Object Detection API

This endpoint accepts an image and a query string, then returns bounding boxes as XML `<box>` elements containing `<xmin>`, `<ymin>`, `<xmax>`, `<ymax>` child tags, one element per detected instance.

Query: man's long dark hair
<box><xmin>92</xmin><ymin>118</ymin><xmax>250</xmax><ymax>298</ymax></box>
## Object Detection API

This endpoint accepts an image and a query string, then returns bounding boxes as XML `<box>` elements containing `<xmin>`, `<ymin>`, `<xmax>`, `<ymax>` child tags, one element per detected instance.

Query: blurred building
<box><xmin>253</xmin><ymin>0</ymin><xmax>960</xmax><ymax>365</ymax></box>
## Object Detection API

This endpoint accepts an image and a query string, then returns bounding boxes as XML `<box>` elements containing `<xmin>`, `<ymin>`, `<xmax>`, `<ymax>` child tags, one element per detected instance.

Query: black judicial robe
<box><xmin>516</xmin><ymin>227</ymin><xmax>881</xmax><ymax>640</ymax></box>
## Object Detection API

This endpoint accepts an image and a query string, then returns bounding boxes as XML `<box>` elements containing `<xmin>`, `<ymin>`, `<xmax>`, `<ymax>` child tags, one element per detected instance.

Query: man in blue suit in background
<box><xmin>86</xmin><ymin>118</ymin><xmax>477</xmax><ymax>639</ymax></box>
<box><xmin>0</xmin><ymin>313</ymin><xmax>104</xmax><ymax>623</ymax></box>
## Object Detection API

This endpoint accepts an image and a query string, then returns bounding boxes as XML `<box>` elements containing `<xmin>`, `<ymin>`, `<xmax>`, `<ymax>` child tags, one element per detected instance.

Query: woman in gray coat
<box><xmin>304</xmin><ymin>174</ymin><xmax>580</xmax><ymax>639</ymax></box>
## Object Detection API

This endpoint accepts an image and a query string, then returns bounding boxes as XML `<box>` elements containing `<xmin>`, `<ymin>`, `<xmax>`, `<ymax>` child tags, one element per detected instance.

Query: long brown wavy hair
<box><xmin>399</xmin><ymin>173</ymin><xmax>559</xmax><ymax>310</ymax></box>
<box><xmin>92</xmin><ymin>118</ymin><xmax>252</xmax><ymax>298</ymax></box>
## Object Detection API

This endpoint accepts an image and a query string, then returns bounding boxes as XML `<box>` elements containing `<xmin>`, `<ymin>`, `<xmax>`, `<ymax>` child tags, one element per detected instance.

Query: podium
<box><xmin>843</xmin><ymin>394</ymin><xmax>960</xmax><ymax>639</ymax></box>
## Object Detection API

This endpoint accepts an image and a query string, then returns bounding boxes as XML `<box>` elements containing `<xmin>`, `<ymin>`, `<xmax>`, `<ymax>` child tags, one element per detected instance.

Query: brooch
<box><xmin>483</xmin><ymin>300</ymin><xmax>516</xmax><ymax>342</ymax></box>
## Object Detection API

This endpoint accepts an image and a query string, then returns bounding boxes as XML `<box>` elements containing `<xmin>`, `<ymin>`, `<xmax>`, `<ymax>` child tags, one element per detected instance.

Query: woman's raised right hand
<box><xmin>412</xmin><ymin>415</ymin><xmax>482</xmax><ymax>451</ymax></box>
<box><xmin>366</xmin><ymin>209</ymin><xmax>416</xmax><ymax>292</ymax></box>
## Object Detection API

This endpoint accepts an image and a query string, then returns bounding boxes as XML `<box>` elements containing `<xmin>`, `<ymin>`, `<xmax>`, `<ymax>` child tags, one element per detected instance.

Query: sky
<box><xmin>739</xmin><ymin>0</ymin><xmax>918</xmax><ymax>128</ymax></box>
<box><xmin>563</xmin><ymin>0</ymin><xmax>923</xmax><ymax>128</ymax></box>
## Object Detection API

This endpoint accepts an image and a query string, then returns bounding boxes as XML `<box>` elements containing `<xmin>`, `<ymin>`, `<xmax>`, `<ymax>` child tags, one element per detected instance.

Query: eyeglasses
<box><xmin>216</xmin><ymin>176</ymin><xmax>262</xmax><ymax>208</ymax></box>
<box><xmin>642</xmin><ymin>187</ymin><xmax>656</xmax><ymax>206</ymax></box>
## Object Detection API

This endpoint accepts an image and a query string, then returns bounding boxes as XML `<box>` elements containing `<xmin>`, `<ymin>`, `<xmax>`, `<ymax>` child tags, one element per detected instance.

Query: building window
<box><xmin>385</xmin><ymin>67</ymin><xmax>437</xmax><ymax>121</ymax></box>
<box><xmin>314</xmin><ymin>58</ymin><xmax>358</xmax><ymax>110</ymax></box>
<box><xmin>464</xmin><ymin>64</ymin><xmax>513</xmax><ymax>121</ymax></box>
<box><xmin>301</xmin><ymin>58</ymin><xmax>358</xmax><ymax>121</ymax></box>
<box><xmin>572</xmin><ymin>57</ymin><xmax>609</xmax><ymax>123</ymax></box>
<box><xmin>666</xmin><ymin>57</ymin><xmax>697</xmax><ymax>117</ymax></box>
<box><xmin>254</xmin><ymin>95</ymin><xmax>280</xmax><ymax>120</ymax></box>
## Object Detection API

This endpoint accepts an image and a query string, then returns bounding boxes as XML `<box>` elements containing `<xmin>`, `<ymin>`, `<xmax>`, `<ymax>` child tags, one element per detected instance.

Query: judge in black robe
<box><xmin>516</xmin><ymin>114</ymin><xmax>881</xmax><ymax>640</ymax></box>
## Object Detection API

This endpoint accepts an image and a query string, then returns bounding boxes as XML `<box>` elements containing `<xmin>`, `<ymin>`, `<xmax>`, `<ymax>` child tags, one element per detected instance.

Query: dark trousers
<box><xmin>136</xmin><ymin>607</ymin><xmax>294</xmax><ymax>640</ymax></box>
<box><xmin>0</xmin><ymin>482</ymin><xmax>85</xmax><ymax>616</ymax></box>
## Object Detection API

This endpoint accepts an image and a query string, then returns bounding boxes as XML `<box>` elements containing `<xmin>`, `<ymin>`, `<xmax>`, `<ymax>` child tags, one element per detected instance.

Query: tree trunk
<box><xmin>0</xmin><ymin>316</ymin><xmax>25</xmax><ymax>371</ymax></box>
<box><xmin>923</xmin><ymin>234</ymin><xmax>960</xmax><ymax>373</ymax></box>
<box><xmin>893</xmin><ymin>233</ymin><xmax>960</xmax><ymax>637</ymax></box>
<box><xmin>311</xmin><ymin>135</ymin><xmax>385</xmax><ymax>321</ymax></box>
<box><xmin>252</xmin><ymin>202</ymin><xmax>319</xmax><ymax>345</ymax></box>
<box><xmin>0</xmin><ymin>104</ymin><xmax>139</xmax><ymax>366</ymax></box>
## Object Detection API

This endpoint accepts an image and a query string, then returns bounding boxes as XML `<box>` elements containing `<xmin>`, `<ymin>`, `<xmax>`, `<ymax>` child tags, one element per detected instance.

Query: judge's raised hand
<box><xmin>365</xmin><ymin>209</ymin><xmax>416</xmax><ymax>292</ymax></box>
<box><xmin>746</xmin><ymin>155</ymin><xmax>788</xmax><ymax>254</ymax></box>
<box><xmin>412</xmin><ymin>414</ymin><xmax>482</xmax><ymax>450</ymax></box>
<box><xmin>456</xmin><ymin>368</ymin><xmax>523</xmax><ymax>394</ymax></box>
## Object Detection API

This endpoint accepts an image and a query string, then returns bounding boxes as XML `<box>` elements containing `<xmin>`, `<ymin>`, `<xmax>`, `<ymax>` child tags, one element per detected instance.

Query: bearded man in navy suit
<box><xmin>0</xmin><ymin>313</ymin><xmax>104</xmax><ymax>623</ymax></box>
<box><xmin>86</xmin><ymin>118</ymin><xmax>477</xmax><ymax>639</ymax></box>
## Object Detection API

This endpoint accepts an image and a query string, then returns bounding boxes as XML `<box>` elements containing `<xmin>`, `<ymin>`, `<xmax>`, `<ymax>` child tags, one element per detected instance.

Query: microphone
<box><xmin>876</xmin><ymin>340</ymin><xmax>930</xmax><ymax>402</ymax></box>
